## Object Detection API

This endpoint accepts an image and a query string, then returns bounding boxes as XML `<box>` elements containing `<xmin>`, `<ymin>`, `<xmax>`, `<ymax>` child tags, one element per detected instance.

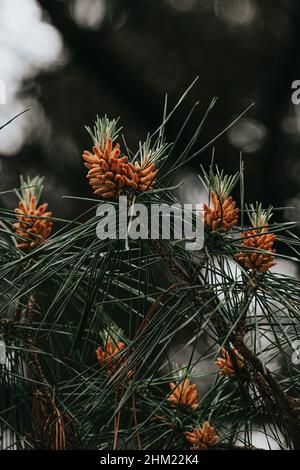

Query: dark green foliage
<box><xmin>1</xmin><ymin>96</ymin><xmax>300</xmax><ymax>451</ymax></box>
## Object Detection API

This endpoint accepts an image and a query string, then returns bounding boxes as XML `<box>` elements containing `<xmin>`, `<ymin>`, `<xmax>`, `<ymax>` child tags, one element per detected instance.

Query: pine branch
<box><xmin>154</xmin><ymin>240</ymin><xmax>300</xmax><ymax>449</ymax></box>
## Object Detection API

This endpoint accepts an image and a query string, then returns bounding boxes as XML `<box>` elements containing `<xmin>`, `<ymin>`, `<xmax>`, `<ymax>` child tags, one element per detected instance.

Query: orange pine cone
<box><xmin>14</xmin><ymin>195</ymin><xmax>52</xmax><ymax>249</ymax></box>
<box><xmin>128</xmin><ymin>158</ymin><xmax>159</xmax><ymax>191</ymax></box>
<box><xmin>185</xmin><ymin>421</ymin><xmax>218</xmax><ymax>450</ymax></box>
<box><xmin>215</xmin><ymin>347</ymin><xmax>244</xmax><ymax>376</ymax></box>
<box><xmin>204</xmin><ymin>191</ymin><xmax>238</xmax><ymax>231</ymax></box>
<box><xmin>83</xmin><ymin>138</ymin><xmax>138</xmax><ymax>198</ymax></box>
<box><xmin>235</xmin><ymin>227</ymin><xmax>276</xmax><ymax>273</ymax></box>
<box><xmin>96</xmin><ymin>338</ymin><xmax>125</xmax><ymax>374</ymax></box>
<box><xmin>168</xmin><ymin>379</ymin><xmax>199</xmax><ymax>410</ymax></box>
<box><xmin>96</xmin><ymin>337</ymin><xmax>134</xmax><ymax>377</ymax></box>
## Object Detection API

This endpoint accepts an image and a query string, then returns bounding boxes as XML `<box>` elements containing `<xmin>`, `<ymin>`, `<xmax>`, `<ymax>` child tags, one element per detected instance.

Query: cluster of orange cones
<box><xmin>13</xmin><ymin>115</ymin><xmax>277</xmax><ymax>281</ymax></box>
<box><xmin>203</xmin><ymin>187</ymin><xmax>276</xmax><ymax>274</ymax></box>
<box><xmin>94</xmin><ymin>340</ymin><xmax>244</xmax><ymax>451</ymax></box>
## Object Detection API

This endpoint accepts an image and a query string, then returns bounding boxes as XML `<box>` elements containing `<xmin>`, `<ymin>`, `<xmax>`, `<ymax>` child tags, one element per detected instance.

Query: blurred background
<box><xmin>1</xmin><ymin>0</ymin><xmax>300</xmax><ymax>230</ymax></box>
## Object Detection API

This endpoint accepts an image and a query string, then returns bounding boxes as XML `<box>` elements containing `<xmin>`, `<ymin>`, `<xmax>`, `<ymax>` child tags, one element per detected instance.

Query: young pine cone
<box><xmin>96</xmin><ymin>338</ymin><xmax>126</xmax><ymax>374</ymax></box>
<box><xmin>14</xmin><ymin>195</ymin><xmax>52</xmax><ymax>249</ymax></box>
<box><xmin>83</xmin><ymin>117</ymin><xmax>166</xmax><ymax>198</ymax></box>
<box><xmin>128</xmin><ymin>158</ymin><xmax>158</xmax><ymax>191</ymax></box>
<box><xmin>185</xmin><ymin>421</ymin><xmax>218</xmax><ymax>450</ymax></box>
<box><xmin>83</xmin><ymin>139</ymin><xmax>137</xmax><ymax>198</ymax></box>
<box><xmin>204</xmin><ymin>191</ymin><xmax>238</xmax><ymax>231</ymax></box>
<box><xmin>235</xmin><ymin>227</ymin><xmax>276</xmax><ymax>273</ymax></box>
<box><xmin>215</xmin><ymin>347</ymin><xmax>244</xmax><ymax>376</ymax></box>
<box><xmin>168</xmin><ymin>379</ymin><xmax>199</xmax><ymax>410</ymax></box>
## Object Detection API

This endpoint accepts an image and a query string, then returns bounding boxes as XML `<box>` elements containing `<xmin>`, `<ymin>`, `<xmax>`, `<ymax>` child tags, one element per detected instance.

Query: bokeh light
<box><xmin>68</xmin><ymin>0</ymin><xmax>106</xmax><ymax>30</ymax></box>
<box><xmin>214</xmin><ymin>0</ymin><xmax>257</xmax><ymax>27</ymax></box>
<box><xmin>0</xmin><ymin>0</ymin><xmax>64</xmax><ymax>156</ymax></box>
<box><xmin>165</xmin><ymin>0</ymin><xmax>198</xmax><ymax>12</ymax></box>
<box><xmin>228</xmin><ymin>118</ymin><xmax>267</xmax><ymax>153</ymax></box>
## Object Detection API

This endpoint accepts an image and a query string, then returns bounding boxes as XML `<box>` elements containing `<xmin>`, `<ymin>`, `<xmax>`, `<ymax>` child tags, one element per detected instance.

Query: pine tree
<box><xmin>1</xmin><ymin>87</ymin><xmax>300</xmax><ymax>450</ymax></box>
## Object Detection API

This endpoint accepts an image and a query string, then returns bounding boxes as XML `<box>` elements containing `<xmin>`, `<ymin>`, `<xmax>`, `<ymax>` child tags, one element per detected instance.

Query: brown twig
<box><xmin>113</xmin><ymin>385</ymin><xmax>122</xmax><ymax>450</ymax></box>
<box><xmin>26</xmin><ymin>294</ymin><xmax>75</xmax><ymax>450</ymax></box>
<box><xmin>132</xmin><ymin>390</ymin><xmax>142</xmax><ymax>449</ymax></box>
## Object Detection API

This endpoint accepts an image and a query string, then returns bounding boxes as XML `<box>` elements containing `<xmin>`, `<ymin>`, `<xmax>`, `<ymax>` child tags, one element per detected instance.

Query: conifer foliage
<box><xmin>1</xmin><ymin>90</ymin><xmax>300</xmax><ymax>450</ymax></box>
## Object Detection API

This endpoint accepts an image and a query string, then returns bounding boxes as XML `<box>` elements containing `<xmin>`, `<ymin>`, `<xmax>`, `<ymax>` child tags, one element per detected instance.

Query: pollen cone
<box><xmin>96</xmin><ymin>337</ymin><xmax>134</xmax><ymax>378</ymax></box>
<box><xmin>215</xmin><ymin>347</ymin><xmax>244</xmax><ymax>376</ymax></box>
<box><xmin>14</xmin><ymin>195</ymin><xmax>52</xmax><ymax>249</ymax></box>
<box><xmin>235</xmin><ymin>226</ymin><xmax>276</xmax><ymax>273</ymax></box>
<box><xmin>83</xmin><ymin>138</ymin><xmax>137</xmax><ymax>198</ymax></box>
<box><xmin>204</xmin><ymin>191</ymin><xmax>238</xmax><ymax>231</ymax></box>
<box><xmin>185</xmin><ymin>421</ymin><xmax>218</xmax><ymax>450</ymax></box>
<box><xmin>168</xmin><ymin>378</ymin><xmax>199</xmax><ymax>410</ymax></box>
<box><xmin>128</xmin><ymin>157</ymin><xmax>158</xmax><ymax>191</ymax></box>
